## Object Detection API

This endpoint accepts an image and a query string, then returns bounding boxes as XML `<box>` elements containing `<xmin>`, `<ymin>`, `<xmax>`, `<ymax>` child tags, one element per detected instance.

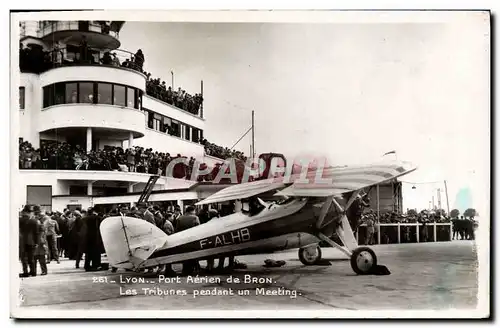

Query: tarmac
<box><xmin>13</xmin><ymin>240</ymin><xmax>479</xmax><ymax>317</ymax></box>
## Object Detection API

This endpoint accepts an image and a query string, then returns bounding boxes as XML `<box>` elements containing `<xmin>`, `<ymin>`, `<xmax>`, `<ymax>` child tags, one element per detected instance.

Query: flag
<box><xmin>383</xmin><ymin>150</ymin><xmax>396</xmax><ymax>156</ymax></box>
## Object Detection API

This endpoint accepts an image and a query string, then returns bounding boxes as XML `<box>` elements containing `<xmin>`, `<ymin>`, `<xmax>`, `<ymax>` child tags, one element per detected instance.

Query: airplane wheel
<box><xmin>350</xmin><ymin>247</ymin><xmax>377</xmax><ymax>275</ymax></box>
<box><xmin>298</xmin><ymin>245</ymin><xmax>322</xmax><ymax>265</ymax></box>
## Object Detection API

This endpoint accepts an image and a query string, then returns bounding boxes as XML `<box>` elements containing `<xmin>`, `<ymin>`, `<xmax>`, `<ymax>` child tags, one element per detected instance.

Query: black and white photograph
<box><xmin>10</xmin><ymin>9</ymin><xmax>490</xmax><ymax>319</ymax></box>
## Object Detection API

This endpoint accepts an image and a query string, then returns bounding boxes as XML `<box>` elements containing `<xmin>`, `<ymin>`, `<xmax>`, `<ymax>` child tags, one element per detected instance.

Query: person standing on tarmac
<box><xmin>137</xmin><ymin>203</ymin><xmax>156</xmax><ymax>225</ymax></box>
<box><xmin>19</xmin><ymin>205</ymin><xmax>39</xmax><ymax>277</ymax></box>
<box><xmin>44</xmin><ymin>213</ymin><xmax>60</xmax><ymax>264</ymax></box>
<box><xmin>157</xmin><ymin>213</ymin><xmax>176</xmax><ymax>276</ymax></box>
<box><xmin>33</xmin><ymin>206</ymin><xmax>48</xmax><ymax>276</ymax></box>
<box><xmin>83</xmin><ymin>208</ymin><xmax>106</xmax><ymax>271</ymax></box>
<box><xmin>175</xmin><ymin>206</ymin><xmax>201</xmax><ymax>275</ymax></box>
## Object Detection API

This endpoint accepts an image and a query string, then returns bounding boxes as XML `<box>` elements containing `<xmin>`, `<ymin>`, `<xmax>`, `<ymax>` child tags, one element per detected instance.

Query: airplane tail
<box><xmin>100</xmin><ymin>215</ymin><xmax>169</xmax><ymax>270</ymax></box>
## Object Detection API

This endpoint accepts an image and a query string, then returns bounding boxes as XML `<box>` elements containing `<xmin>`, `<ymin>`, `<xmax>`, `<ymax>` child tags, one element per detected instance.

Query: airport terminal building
<box><xmin>16</xmin><ymin>20</ymin><xmax>227</xmax><ymax>212</ymax></box>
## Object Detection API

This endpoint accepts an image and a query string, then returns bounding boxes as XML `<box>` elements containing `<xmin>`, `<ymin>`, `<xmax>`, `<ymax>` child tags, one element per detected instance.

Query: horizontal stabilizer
<box><xmin>100</xmin><ymin>216</ymin><xmax>168</xmax><ymax>269</ymax></box>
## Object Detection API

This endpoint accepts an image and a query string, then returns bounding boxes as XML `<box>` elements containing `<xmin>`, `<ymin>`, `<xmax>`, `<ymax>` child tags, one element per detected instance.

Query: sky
<box><xmin>118</xmin><ymin>12</ymin><xmax>490</xmax><ymax>216</ymax></box>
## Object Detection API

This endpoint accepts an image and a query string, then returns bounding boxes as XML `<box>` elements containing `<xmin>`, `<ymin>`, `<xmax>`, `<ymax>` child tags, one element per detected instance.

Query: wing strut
<box><xmin>316</xmin><ymin>196</ymin><xmax>334</xmax><ymax>229</ymax></box>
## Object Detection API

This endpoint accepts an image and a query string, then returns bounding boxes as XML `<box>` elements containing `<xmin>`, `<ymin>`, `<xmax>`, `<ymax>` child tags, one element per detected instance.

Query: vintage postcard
<box><xmin>10</xmin><ymin>9</ymin><xmax>490</xmax><ymax>319</ymax></box>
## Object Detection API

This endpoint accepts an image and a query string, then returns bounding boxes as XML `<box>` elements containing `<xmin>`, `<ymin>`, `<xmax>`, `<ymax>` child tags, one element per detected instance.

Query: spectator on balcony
<box><xmin>134</xmin><ymin>49</ymin><xmax>144</xmax><ymax>72</ymax></box>
<box><xmin>32</xmin><ymin>150</ymin><xmax>41</xmax><ymax>169</ymax></box>
<box><xmin>101</xmin><ymin>52</ymin><xmax>113</xmax><ymax>65</ymax></box>
<box><xmin>111</xmin><ymin>53</ymin><xmax>120</xmax><ymax>66</ymax></box>
<box><xmin>121</xmin><ymin>58</ymin><xmax>129</xmax><ymax>68</ymax></box>
<box><xmin>166</xmin><ymin>86</ymin><xmax>173</xmax><ymax>104</ymax></box>
<box><xmin>79</xmin><ymin>36</ymin><xmax>89</xmax><ymax>63</ymax></box>
<box><xmin>51</xmin><ymin>44</ymin><xmax>63</xmax><ymax>66</ymax></box>
<box><xmin>126</xmin><ymin>148</ymin><xmax>136</xmax><ymax>172</ymax></box>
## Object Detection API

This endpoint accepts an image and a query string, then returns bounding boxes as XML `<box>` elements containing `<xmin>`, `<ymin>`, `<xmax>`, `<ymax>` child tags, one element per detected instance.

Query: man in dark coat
<box><xmin>19</xmin><ymin>205</ymin><xmax>39</xmax><ymax>277</ymax></box>
<box><xmin>83</xmin><ymin>208</ymin><xmax>105</xmax><ymax>271</ymax></box>
<box><xmin>175</xmin><ymin>206</ymin><xmax>200</xmax><ymax>232</ymax></box>
<box><xmin>34</xmin><ymin>208</ymin><xmax>49</xmax><ymax>276</ymax></box>
<box><xmin>175</xmin><ymin>206</ymin><xmax>200</xmax><ymax>274</ymax></box>
<box><xmin>70</xmin><ymin>211</ymin><xmax>86</xmax><ymax>268</ymax></box>
<box><xmin>56</xmin><ymin>211</ymin><xmax>70</xmax><ymax>258</ymax></box>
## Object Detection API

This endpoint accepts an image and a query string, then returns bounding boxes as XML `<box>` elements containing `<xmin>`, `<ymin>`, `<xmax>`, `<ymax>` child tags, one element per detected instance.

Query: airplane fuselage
<box><xmin>138</xmin><ymin>198</ymin><xmax>329</xmax><ymax>268</ymax></box>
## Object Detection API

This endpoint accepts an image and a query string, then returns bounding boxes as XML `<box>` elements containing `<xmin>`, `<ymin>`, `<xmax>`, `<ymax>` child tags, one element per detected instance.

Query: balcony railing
<box><xmin>145</xmin><ymin>83</ymin><xmax>203</xmax><ymax>118</ymax></box>
<box><xmin>37</xmin><ymin>21</ymin><xmax>119</xmax><ymax>39</ymax></box>
<box><xmin>19</xmin><ymin>45</ymin><xmax>143</xmax><ymax>75</ymax></box>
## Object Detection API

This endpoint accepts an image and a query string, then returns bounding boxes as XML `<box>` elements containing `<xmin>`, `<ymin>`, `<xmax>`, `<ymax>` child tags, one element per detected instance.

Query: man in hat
<box><xmin>157</xmin><ymin>213</ymin><xmax>176</xmax><ymax>276</ymax></box>
<box><xmin>112</xmin><ymin>53</ymin><xmax>120</xmax><ymax>66</ymax></box>
<box><xmin>152</xmin><ymin>205</ymin><xmax>164</xmax><ymax>228</ymax></box>
<box><xmin>175</xmin><ymin>206</ymin><xmax>201</xmax><ymax>275</ymax></box>
<box><xmin>19</xmin><ymin>205</ymin><xmax>39</xmax><ymax>277</ymax></box>
<box><xmin>83</xmin><ymin>207</ymin><xmax>105</xmax><ymax>271</ymax></box>
<box><xmin>33</xmin><ymin>206</ymin><xmax>48</xmax><ymax>275</ymax></box>
<box><xmin>44</xmin><ymin>213</ymin><xmax>60</xmax><ymax>264</ymax></box>
<box><xmin>171</xmin><ymin>205</ymin><xmax>182</xmax><ymax>227</ymax></box>
<box><xmin>137</xmin><ymin>203</ymin><xmax>155</xmax><ymax>225</ymax></box>
<box><xmin>69</xmin><ymin>210</ymin><xmax>86</xmax><ymax>267</ymax></box>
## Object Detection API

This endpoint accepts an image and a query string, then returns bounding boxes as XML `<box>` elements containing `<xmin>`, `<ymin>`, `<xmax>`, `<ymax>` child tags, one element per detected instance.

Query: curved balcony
<box><xmin>38</xmin><ymin>21</ymin><xmax>121</xmax><ymax>50</ymax></box>
<box><xmin>40</xmin><ymin>65</ymin><xmax>146</xmax><ymax>92</ymax></box>
<box><xmin>38</xmin><ymin>104</ymin><xmax>146</xmax><ymax>139</ymax></box>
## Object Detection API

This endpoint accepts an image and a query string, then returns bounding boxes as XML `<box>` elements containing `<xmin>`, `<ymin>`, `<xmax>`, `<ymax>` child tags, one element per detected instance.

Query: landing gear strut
<box><xmin>312</xmin><ymin>193</ymin><xmax>388</xmax><ymax>275</ymax></box>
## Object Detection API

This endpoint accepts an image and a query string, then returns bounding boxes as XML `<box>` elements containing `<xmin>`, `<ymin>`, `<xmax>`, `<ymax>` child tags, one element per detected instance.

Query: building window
<box><xmin>153</xmin><ymin>113</ymin><xmax>162</xmax><ymax>131</ymax></box>
<box><xmin>127</xmin><ymin>87</ymin><xmax>135</xmax><ymax>108</ymax></box>
<box><xmin>136</xmin><ymin>90</ymin><xmax>142</xmax><ymax>109</ymax></box>
<box><xmin>42</xmin><ymin>85</ymin><xmax>54</xmax><ymax>108</ymax></box>
<box><xmin>171</xmin><ymin>119</ymin><xmax>180</xmax><ymax>137</ymax></box>
<box><xmin>147</xmin><ymin>110</ymin><xmax>154</xmax><ymax>129</ymax></box>
<box><xmin>43</xmin><ymin>81</ymin><xmax>139</xmax><ymax>109</ymax></box>
<box><xmin>98</xmin><ymin>83</ymin><xmax>113</xmax><ymax>105</ymax></box>
<box><xmin>163</xmin><ymin>117</ymin><xmax>171</xmax><ymax>133</ymax></box>
<box><xmin>79</xmin><ymin>82</ymin><xmax>94</xmax><ymax>103</ymax></box>
<box><xmin>184</xmin><ymin>124</ymin><xmax>191</xmax><ymax>141</ymax></box>
<box><xmin>114</xmin><ymin>85</ymin><xmax>126</xmax><ymax>107</ymax></box>
<box><xmin>54</xmin><ymin>83</ymin><xmax>66</xmax><ymax>105</ymax></box>
<box><xmin>65</xmin><ymin>83</ymin><xmax>78</xmax><ymax>103</ymax></box>
<box><xmin>192</xmin><ymin>127</ymin><xmax>200</xmax><ymax>143</ymax></box>
<box><xmin>19</xmin><ymin>87</ymin><xmax>25</xmax><ymax>109</ymax></box>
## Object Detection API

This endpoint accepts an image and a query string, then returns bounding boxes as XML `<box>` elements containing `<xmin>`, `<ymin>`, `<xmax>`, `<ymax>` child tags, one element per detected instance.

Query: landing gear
<box><xmin>350</xmin><ymin>247</ymin><xmax>377</xmax><ymax>275</ymax></box>
<box><xmin>298</xmin><ymin>245</ymin><xmax>322</xmax><ymax>265</ymax></box>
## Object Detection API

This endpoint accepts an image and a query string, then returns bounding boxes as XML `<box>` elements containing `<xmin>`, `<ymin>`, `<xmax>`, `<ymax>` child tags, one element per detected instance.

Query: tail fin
<box><xmin>100</xmin><ymin>216</ymin><xmax>168</xmax><ymax>269</ymax></box>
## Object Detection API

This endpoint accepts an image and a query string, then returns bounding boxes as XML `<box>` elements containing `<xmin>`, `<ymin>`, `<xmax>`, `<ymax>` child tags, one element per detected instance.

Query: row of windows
<box><xmin>20</xmin><ymin>87</ymin><xmax>25</xmax><ymax>109</ymax></box>
<box><xmin>42</xmin><ymin>81</ymin><xmax>142</xmax><ymax>109</ymax></box>
<box><xmin>146</xmin><ymin>109</ymin><xmax>203</xmax><ymax>143</ymax></box>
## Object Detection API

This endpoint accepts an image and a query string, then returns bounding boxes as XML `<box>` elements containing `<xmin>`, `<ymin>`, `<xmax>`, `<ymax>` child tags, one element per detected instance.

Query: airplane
<box><xmin>100</xmin><ymin>160</ymin><xmax>416</xmax><ymax>275</ymax></box>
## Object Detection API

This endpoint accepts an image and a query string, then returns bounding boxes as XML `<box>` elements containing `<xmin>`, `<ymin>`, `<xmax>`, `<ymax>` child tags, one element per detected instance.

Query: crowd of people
<box><xmin>202</xmin><ymin>139</ymin><xmax>247</xmax><ymax>161</ymax></box>
<box><xmin>20</xmin><ymin>40</ymin><xmax>203</xmax><ymax>118</ymax></box>
<box><xmin>360</xmin><ymin>209</ymin><xmax>452</xmax><ymax>225</ymax></box>
<box><xmin>356</xmin><ymin>209</ymin><xmax>476</xmax><ymax>245</ymax></box>
<box><xmin>144</xmin><ymin>73</ymin><xmax>203</xmax><ymax>116</ymax></box>
<box><xmin>19</xmin><ymin>38</ymin><xmax>144</xmax><ymax>75</ymax></box>
<box><xmin>19</xmin><ymin>139</ymin><xmax>248</xmax><ymax>178</ymax></box>
<box><xmin>18</xmin><ymin>202</ymin><xmax>245</xmax><ymax>277</ymax></box>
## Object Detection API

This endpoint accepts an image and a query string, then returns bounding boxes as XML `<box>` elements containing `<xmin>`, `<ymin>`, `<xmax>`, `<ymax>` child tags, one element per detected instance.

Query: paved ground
<box><xmin>14</xmin><ymin>241</ymin><xmax>478</xmax><ymax>313</ymax></box>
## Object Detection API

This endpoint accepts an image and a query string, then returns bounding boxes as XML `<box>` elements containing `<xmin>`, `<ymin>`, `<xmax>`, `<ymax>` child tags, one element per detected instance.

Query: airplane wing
<box><xmin>275</xmin><ymin>160</ymin><xmax>417</xmax><ymax>197</ymax></box>
<box><xmin>195</xmin><ymin>160</ymin><xmax>416</xmax><ymax>205</ymax></box>
<box><xmin>195</xmin><ymin>178</ymin><xmax>289</xmax><ymax>205</ymax></box>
